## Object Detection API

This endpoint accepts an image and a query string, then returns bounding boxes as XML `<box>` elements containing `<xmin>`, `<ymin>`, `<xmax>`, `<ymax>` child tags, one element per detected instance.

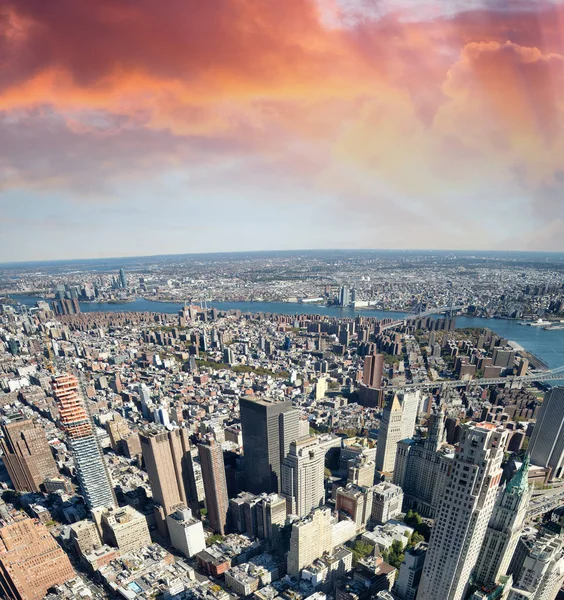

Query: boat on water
<box><xmin>519</xmin><ymin>318</ymin><xmax>552</xmax><ymax>327</ymax></box>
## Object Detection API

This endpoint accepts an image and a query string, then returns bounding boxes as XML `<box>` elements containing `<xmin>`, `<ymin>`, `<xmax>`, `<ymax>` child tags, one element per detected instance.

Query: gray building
<box><xmin>528</xmin><ymin>388</ymin><xmax>564</xmax><ymax>480</ymax></box>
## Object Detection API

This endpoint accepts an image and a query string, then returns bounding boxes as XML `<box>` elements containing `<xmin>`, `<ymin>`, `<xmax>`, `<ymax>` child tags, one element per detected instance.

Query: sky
<box><xmin>1</xmin><ymin>0</ymin><xmax>564</xmax><ymax>261</ymax></box>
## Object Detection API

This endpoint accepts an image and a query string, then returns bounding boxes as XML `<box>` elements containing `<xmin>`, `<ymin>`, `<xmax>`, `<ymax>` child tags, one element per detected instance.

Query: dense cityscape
<box><xmin>0</xmin><ymin>251</ymin><xmax>563</xmax><ymax>600</ymax></box>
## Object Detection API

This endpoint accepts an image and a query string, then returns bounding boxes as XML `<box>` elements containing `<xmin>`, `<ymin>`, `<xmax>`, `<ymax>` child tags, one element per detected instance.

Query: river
<box><xmin>9</xmin><ymin>296</ymin><xmax>564</xmax><ymax>370</ymax></box>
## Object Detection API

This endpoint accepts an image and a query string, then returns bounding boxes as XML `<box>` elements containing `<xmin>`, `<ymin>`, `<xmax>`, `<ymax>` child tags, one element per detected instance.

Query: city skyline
<box><xmin>2</xmin><ymin>0</ymin><xmax>564</xmax><ymax>261</ymax></box>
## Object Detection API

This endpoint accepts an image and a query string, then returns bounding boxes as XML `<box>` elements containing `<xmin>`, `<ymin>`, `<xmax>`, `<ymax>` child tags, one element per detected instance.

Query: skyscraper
<box><xmin>140</xmin><ymin>427</ymin><xmax>198</xmax><ymax>536</ymax></box>
<box><xmin>119</xmin><ymin>268</ymin><xmax>127</xmax><ymax>289</ymax></box>
<box><xmin>0</xmin><ymin>417</ymin><xmax>59</xmax><ymax>493</ymax></box>
<box><xmin>375</xmin><ymin>391</ymin><xmax>419</xmax><ymax>473</ymax></box>
<box><xmin>0</xmin><ymin>517</ymin><xmax>75</xmax><ymax>600</ymax></box>
<box><xmin>473</xmin><ymin>456</ymin><xmax>532</xmax><ymax>588</ymax></box>
<box><xmin>417</xmin><ymin>423</ymin><xmax>508</xmax><ymax>600</ymax></box>
<box><xmin>239</xmin><ymin>397</ymin><xmax>295</xmax><ymax>494</ymax></box>
<box><xmin>281</xmin><ymin>436</ymin><xmax>325</xmax><ymax>517</ymax></box>
<box><xmin>528</xmin><ymin>387</ymin><xmax>564</xmax><ymax>480</ymax></box>
<box><xmin>198</xmin><ymin>438</ymin><xmax>229</xmax><ymax>535</ymax></box>
<box><xmin>363</xmin><ymin>353</ymin><xmax>385</xmax><ymax>389</ymax></box>
<box><xmin>52</xmin><ymin>374</ymin><xmax>116</xmax><ymax>510</ymax></box>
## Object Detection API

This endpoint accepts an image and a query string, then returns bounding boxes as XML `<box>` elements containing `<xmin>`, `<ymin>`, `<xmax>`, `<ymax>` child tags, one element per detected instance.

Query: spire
<box><xmin>507</xmin><ymin>454</ymin><xmax>530</xmax><ymax>495</ymax></box>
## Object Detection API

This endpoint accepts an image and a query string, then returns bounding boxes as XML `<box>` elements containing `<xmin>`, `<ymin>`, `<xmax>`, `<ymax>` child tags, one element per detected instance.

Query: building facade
<box><xmin>528</xmin><ymin>388</ymin><xmax>564</xmax><ymax>480</ymax></box>
<box><xmin>198</xmin><ymin>438</ymin><xmax>229</xmax><ymax>535</ymax></box>
<box><xmin>167</xmin><ymin>506</ymin><xmax>206</xmax><ymax>558</ymax></box>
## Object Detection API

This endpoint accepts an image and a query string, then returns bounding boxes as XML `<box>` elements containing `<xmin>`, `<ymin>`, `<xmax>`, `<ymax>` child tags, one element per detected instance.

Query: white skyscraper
<box><xmin>473</xmin><ymin>457</ymin><xmax>532</xmax><ymax>588</ymax></box>
<box><xmin>528</xmin><ymin>387</ymin><xmax>564</xmax><ymax>480</ymax></box>
<box><xmin>376</xmin><ymin>391</ymin><xmax>419</xmax><ymax>474</ymax></box>
<box><xmin>281</xmin><ymin>436</ymin><xmax>325</xmax><ymax>517</ymax></box>
<box><xmin>417</xmin><ymin>423</ymin><xmax>508</xmax><ymax>600</ymax></box>
<box><xmin>507</xmin><ymin>534</ymin><xmax>564</xmax><ymax>600</ymax></box>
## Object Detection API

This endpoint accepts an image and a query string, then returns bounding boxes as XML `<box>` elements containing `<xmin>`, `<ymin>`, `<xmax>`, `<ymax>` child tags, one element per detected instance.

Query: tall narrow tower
<box><xmin>417</xmin><ymin>423</ymin><xmax>507</xmax><ymax>600</ymax></box>
<box><xmin>52</xmin><ymin>374</ymin><xmax>116</xmax><ymax>510</ymax></box>
<box><xmin>473</xmin><ymin>456</ymin><xmax>532</xmax><ymax>588</ymax></box>
<box><xmin>198</xmin><ymin>438</ymin><xmax>229</xmax><ymax>535</ymax></box>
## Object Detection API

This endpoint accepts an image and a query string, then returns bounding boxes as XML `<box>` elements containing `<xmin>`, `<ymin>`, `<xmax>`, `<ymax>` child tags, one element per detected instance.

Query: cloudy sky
<box><xmin>1</xmin><ymin>0</ymin><xmax>564</xmax><ymax>261</ymax></box>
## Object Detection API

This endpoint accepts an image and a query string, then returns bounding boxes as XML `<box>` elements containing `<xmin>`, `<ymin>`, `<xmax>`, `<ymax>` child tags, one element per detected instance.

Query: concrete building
<box><xmin>376</xmin><ymin>392</ymin><xmax>419</xmax><ymax>474</ymax></box>
<box><xmin>198</xmin><ymin>437</ymin><xmax>229</xmax><ymax>535</ymax></box>
<box><xmin>371</xmin><ymin>482</ymin><xmax>404</xmax><ymax>525</ymax></box>
<box><xmin>52</xmin><ymin>374</ymin><xmax>116</xmax><ymax>510</ymax></box>
<box><xmin>336</xmin><ymin>484</ymin><xmax>374</xmax><ymax>532</ymax></box>
<box><xmin>348</xmin><ymin>455</ymin><xmax>376</xmax><ymax>488</ymax></box>
<box><xmin>69</xmin><ymin>519</ymin><xmax>101</xmax><ymax>557</ymax></box>
<box><xmin>140</xmin><ymin>426</ymin><xmax>197</xmax><ymax>536</ymax></box>
<box><xmin>473</xmin><ymin>457</ymin><xmax>532</xmax><ymax>588</ymax></box>
<box><xmin>394</xmin><ymin>542</ymin><xmax>428</xmax><ymax>600</ymax></box>
<box><xmin>239</xmin><ymin>397</ymin><xmax>295</xmax><ymax>494</ymax></box>
<box><xmin>0</xmin><ymin>417</ymin><xmax>59</xmax><ymax>493</ymax></box>
<box><xmin>0</xmin><ymin>517</ymin><xmax>75</xmax><ymax>600</ymax></box>
<box><xmin>287</xmin><ymin>508</ymin><xmax>334</xmax><ymax>577</ymax></box>
<box><xmin>417</xmin><ymin>423</ymin><xmax>508</xmax><ymax>600</ymax></box>
<box><xmin>363</xmin><ymin>354</ymin><xmax>384</xmax><ymax>389</ymax></box>
<box><xmin>528</xmin><ymin>388</ymin><xmax>564</xmax><ymax>480</ymax></box>
<box><xmin>96</xmin><ymin>505</ymin><xmax>151</xmax><ymax>554</ymax></box>
<box><xmin>393</xmin><ymin>405</ymin><xmax>454</xmax><ymax>518</ymax></box>
<box><xmin>508</xmin><ymin>535</ymin><xmax>564</xmax><ymax>600</ymax></box>
<box><xmin>281</xmin><ymin>436</ymin><xmax>325</xmax><ymax>517</ymax></box>
<box><xmin>166</xmin><ymin>506</ymin><xmax>206</xmax><ymax>558</ymax></box>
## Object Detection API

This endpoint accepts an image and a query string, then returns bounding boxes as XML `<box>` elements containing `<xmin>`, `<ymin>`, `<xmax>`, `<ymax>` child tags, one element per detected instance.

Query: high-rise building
<box><xmin>394</xmin><ymin>542</ymin><xmax>428</xmax><ymax>600</ymax></box>
<box><xmin>167</xmin><ymin>506</ymin><xmax>206</xmax><ymax>558</ymax></box>
<box><xmin>95</xmin><ymin>505</ymin><xmax>151</xmax><ymax>554</ymax></box>
<box><xmin>52</xmin><ymin>374</ymin><xmax>116</xmax><ymax>510</ymax></box>
<box><xmin>239</xmin><ymin>397</ymin><xmax>294</xmax><ymax>494</ymax></box>
<box><xmin>198</xmin><ymin>438</ymin><xmax>229</xmax><ymax>535</ymax></box>
<box><xmin>0</xmin><ymin>517</ymin><xmax>75</xmax><ymax>600</ymax></box>
<box><xmin>393</xmin><ymin>405</ymin><xmax>454</xmax><ymax>518</ymax></box>
<box><xmin>336</xmin><ymin>484</ymin><xmax>374</xmax><ymax>532</ymax></box>
<box><xmin>69</xmin><ymin>520</ymin><xmax>101</xmax><ymax>557</ymax></box>
<box><xmin>375</xmin><ymin>392</ymin><xmax>419</xmax><ymax>474</ymax></box>
<box><xmin>287</xmin><ymin>507</ymin><xmax>334</xmax><ymax>577</ymax></box>
<box><xmin>119</xmin><ymin>268</ymin><xmax>127</xmax><ymax>289</ymax></box>
<box><xmin>507</xmin><ymin>534</ymin><xmax>564</xmax><ymax>600</ymax></box>
<box><xmin>473</xmin><ymin>457</ymin><xmax>532</xmax><ymax>588</ymax></box>
<box><xmin>281</xmin><ymin>436</ymin><xmax>325</xmax><ymax>517</ymax></box>
<box><xmin>140</xmin><ymin>427</ymin><xmax>198</xmax><ymax>536</ymax></box>
<box><xmin>279</xmin><ymin>409</ymin><xmax>301</xmax><ymax>464</ymax></box>
<box><xmin>371</xmin><ymin>482</ymin><xmax>404</xmax><ymax>524</ymax></box>
<box><xmin>528</xmin><ymin>388</ymin><xmax>564</xmax><ymax>480</ymax></box>
<box><xmin>417</xmin><ymin>423</ymin><xmax>508</xmax><ymax>600</ymax></box>
<box><xmin>348</xmin><ymin>454</ymin><xmax>376</xmax><ymax>487</ymax></box>
<box><xmin>339</xmin><ymin>286</ymin><xmax>351</xmax><ymax>307</ymax></box>
<box><xmin>363</xmin><ymin>354</ymin><xmax>385</xmax><ymax>389</ymax></box>
<box><xmin>0</xmin><ymin>417</ymin><xmax>59</xmax><ymax>493</ymax></box>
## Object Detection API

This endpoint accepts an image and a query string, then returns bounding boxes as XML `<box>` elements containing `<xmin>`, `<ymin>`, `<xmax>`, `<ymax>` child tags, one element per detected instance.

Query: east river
<box><xmin>10</xmin><ymin>296</ymin><xmax>564</xmax><ymax>370</ymax></box>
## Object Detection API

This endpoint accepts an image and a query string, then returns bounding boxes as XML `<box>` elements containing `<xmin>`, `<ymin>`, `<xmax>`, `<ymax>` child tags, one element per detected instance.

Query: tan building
<box><xmin>140</xmin><ymin>427</ymin><xmax>197</xmax><ymax>536</ymax></box>
<box><xmin>0</xmin><ymin>517</ymin><xmax>75</xmax><ymax>600</ymax></box>
<box><xmin>198</xmin><ymin>438</ymin><xmax>229</xmax><ymax>535</ymax></box>
<box><xmin>95</xmin><ymin>505</ymin><xmax>151</xmax><ymax>554</ymax></box>
<box><xmin>0</xmin><ymin>418</ymin><xmax>59</xmax><ymax>493</ymax></box>
<box><xmin>287</xmin><ymin>507</ymin><xmax>334</xmax><ymax>577</ymax></box>
<box><xmin>69</xmin><ymin>519</ymin><xmax>101</xmax><ymax>557</ymax></box>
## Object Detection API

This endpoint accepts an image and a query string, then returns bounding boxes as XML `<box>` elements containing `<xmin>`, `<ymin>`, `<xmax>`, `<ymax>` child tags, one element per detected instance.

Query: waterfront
<box><xmin>9</xmin><ymin>296</ymin><xmax>564</xmax><ymax>370</ymax></box>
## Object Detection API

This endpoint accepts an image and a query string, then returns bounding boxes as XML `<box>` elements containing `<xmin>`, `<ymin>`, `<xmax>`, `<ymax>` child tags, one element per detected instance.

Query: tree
<box><xmin>351</xmin><ymin>539</ymin><xmax>375</xmax><ymax>566</ymax></box>
<box><xmin>408</xmin><ymin>532</ymin><xmax>425</xmax><ymax>547</ymax></box>
<box><xmin>382</xmin><ymin>539</ymin><xmax>404</xmax><ymax>569</ymax></box>
<box><xmin>403</xmin><ymin>510</ymin><xmax>422</xmax><ymax>529</ymax></box>
<box><xmin>206</xmin><ymin>534</ymin><xmax>224</xmax><ymax>546</ymax></box>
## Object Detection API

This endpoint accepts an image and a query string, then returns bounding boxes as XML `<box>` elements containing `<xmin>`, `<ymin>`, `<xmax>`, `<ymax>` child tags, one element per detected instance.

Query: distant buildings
<box><xmin>52</xmin><ymin>374</ymin><xmax>116</xmax><ymax>510</ymax></box>
<box><xmin>528</xmin><ymin>388</ymin><xmax>564</xmax><ymax>480</ymax></box>
<box><xmin>199</xmin><ymin>437</ymin><xmax>229</xmax><ymax>535</ymax></box>
<box><xmin>0</xmin><ymin>416</ymin><xmax>59</xmax><ymax>493</ymax></box>
<box><xmin>0</xmin><ymin>517</ymin><xmax>75</xmax><ymax>600</ymax></box>
<box><xmin>417</xmin><ymin>423</ymin><xmax>507</xmax><ymax>600</ymax></box>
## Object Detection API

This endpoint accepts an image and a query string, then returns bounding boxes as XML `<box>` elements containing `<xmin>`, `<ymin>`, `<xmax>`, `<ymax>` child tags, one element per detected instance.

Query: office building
<box><xmin>280</xmin><ymin>409</ymin><xmax>302</xmax><ymax>463</ymax></box>
<box><xmin>508</xmin><ymin>534</ymin><xmax>564</xmax><ymax>600</ymax></box>
<box><xmin>198</xmin><ymin>438</ymin><xmax>229</xmax><ymax>535</ymax></box>
<box><xmin>69</xmin><ymin>519</ymin><xmax>101</xmax><ymax>557</ymax></box>
<box><xmin>119</xmin><ymin>268</ymin><xmax>127</xmax><ymax>289</ymax></box>
<box><xmin>363</xmin><ymin>354</ymin><xmax>385</xmax><ymax>389</ymax></box>
<box><xmin>348</xmin><ymin>454</ymin><xmax>376</xmax><ymax>487</ymax></box>
<box><xmin>52</xmin><ymin>374</ymin><xmax>116</xmax><ymax>510</ymax></box>
<box><xmin>417</xmin><ymin>423</ymin><xmax>508</xmax><ymax>600</ymax></box>
<box><xmin>287</xmin><ymin>508</ymin><xmax>334</xmax><ymax>577</ymax></box>
<box><xmin>376</xmin><ymin>391</ymin><xmax>419</xmax><ymax>474</ymax></box>
<box><xmin>0</xmin><ymin>417</ymin><xmax>58</xmax><ymax>493</ymax></box>
<box><xmin>394</xmin><ymin>542</ymin><xmax>428</xmax><ymax>600</ymax></box>
<box><xmin>166</xmin><ymin>506</ymin><xmax>206</xmax><ymax>558</ymax></box>
<box><xmin>95</xmin><ymin>505</ymin><xmax>151</xmax><ymax>554</ymax></box>
<box><xmin>340</xmin><ymin>286</ymin><xmax>351</xmax><ymax>307</ymax></box>
<box><xmin>239</xmin><ymin>397</ymin><xmax>295</xmax><ymax>494</ymax></box>
<box><xmin>528</xmin><ymin>388</ymin><xmax>564</xmax><ymax>480</ymax></box>
<box><xmin>393</xmin><ymin>405</ymin><xmax>454</xmax><ymax>518</ymax></box>
<box><xmin>140</xmin><ymin>426</ymin><xmax>198</xmax><ymax>536</ymax></box>
<box><xmin>336</xmin><ymin>484</ymin><xmax>374</xmax><ymax>532</ymax></box>
<box><xmin>257</xmin><ymin>493</ymin><xmax>287</xmax><ymax>542</ymax></box>
<box><xmin>281</xmin><ymin>436</ymin><xmax>325</xmax><ymax>517</ymax></box>
<box><xmin>473</xmin><ymin>457</ymin><xmax>532</xmax><ymax>588</ymax></box>
<box><xmin>371</xmin><ymin>482</ymin><xmax>404</xmax><ymax>524</ymax></box>
<box><xmin>0</xmin><ymin>517</ymin><xmax>75</xmax><ymax>600</ymax></box>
